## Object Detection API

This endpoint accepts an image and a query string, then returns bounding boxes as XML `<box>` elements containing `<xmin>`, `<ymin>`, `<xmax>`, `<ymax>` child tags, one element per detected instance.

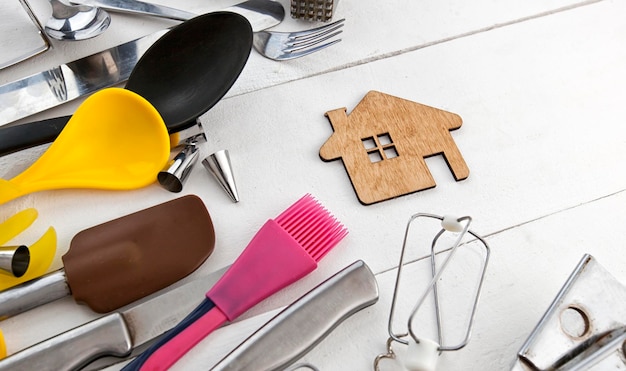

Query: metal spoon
<box><xmin>45</xmin><ymin>0</ymin><xmax>111</xmax><ymax>41</ymax></box>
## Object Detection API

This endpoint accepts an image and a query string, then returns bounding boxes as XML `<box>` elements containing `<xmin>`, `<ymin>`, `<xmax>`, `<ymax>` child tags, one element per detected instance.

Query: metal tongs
<box><xmin>512</xmin><ymin>254</ymin><xmax>626</xmax><ymax>370</ymax></box>
<box><xmin>374</xmin><ymin>214</ymin><xmax>490</xmax><ymax>371</ymax></box>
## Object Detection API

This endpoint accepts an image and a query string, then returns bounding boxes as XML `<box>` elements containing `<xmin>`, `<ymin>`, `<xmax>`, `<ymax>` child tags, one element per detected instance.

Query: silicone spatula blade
<box><xmin>64</xmin><ymin>195</ymin><xmax>216</xmax><ymax>313</ymax></box>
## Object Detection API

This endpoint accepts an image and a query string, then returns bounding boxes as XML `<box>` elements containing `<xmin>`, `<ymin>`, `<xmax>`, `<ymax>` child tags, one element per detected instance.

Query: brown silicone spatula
<box><xmin>0</xmin><ymin>195</ymin><xmax>215</xmax><ymax>318</ymax></box>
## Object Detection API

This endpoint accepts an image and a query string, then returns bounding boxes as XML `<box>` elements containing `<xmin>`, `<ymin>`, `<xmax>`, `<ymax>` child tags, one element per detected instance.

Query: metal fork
<box><xmin>253</xmin><ymin>18</ymin><xmax>345</xmax><ymax>61</ymax></box>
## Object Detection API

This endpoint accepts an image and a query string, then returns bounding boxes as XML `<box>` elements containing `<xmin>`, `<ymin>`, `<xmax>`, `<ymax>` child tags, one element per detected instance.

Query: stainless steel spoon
<box><xmin>45</xmin><ymin>0</ymin><xmax>111</xmax><ymax>41</ymax></box>
<box><xmin>70</xmin><ymin>0</ymin><xmax>195</xmax><ymax>21</ymax></box>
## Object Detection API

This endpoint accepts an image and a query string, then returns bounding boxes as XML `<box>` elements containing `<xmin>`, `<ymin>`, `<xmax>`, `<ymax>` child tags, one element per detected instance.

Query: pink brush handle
<box><xmin>139</xmin><ymin>307</ymin><xmax>228</xmax><ymax>371</ymax></box>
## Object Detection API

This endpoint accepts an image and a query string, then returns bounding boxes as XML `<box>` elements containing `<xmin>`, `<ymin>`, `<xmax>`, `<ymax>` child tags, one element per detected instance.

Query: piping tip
<box><xmin>158</xmin><ymin>143</ymin><xmax>200</xmax><ymax>193</ymax></box>
<box><xmin>170</xmin><ymin>121</ymin><xmax>207</xmax><ymax>149</ymax></box>
<box><xmin>202</xmin><ymin>150</ymin><xmax>240</xmax><ymax>203</ymax></box>
<box><xmin>0</xmin><ymin>245</ymin><xmax>30</xmax><ymax>278</ymax></box>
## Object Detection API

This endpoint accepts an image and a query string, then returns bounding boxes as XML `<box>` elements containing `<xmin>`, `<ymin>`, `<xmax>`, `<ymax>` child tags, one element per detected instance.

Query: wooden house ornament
<box><xmin>320</xmin><ymin>91</ymin><xmax>469</xmax><ymax>205</ymax></box>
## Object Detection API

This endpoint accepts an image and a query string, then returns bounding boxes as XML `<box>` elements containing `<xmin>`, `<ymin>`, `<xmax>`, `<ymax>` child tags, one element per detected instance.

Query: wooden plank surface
<box><xmin>0</xmin><ymin>0</ymin><xmax>624</xmax><ymax>370</ymax></box>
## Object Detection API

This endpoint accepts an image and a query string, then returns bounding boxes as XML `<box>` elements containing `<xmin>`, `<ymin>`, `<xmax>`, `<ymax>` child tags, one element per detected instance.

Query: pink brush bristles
<box><xmin>275</xmin><ymin>194</ymin><xmax>348</xmax><ymax>261</ymax></box>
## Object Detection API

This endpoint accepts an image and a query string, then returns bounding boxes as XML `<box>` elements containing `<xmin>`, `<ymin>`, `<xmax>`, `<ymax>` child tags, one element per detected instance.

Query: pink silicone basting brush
<box><xmin>124</xmin><ymin>194</ymin><xmax>347</xmax><ymax>371</ymax></box>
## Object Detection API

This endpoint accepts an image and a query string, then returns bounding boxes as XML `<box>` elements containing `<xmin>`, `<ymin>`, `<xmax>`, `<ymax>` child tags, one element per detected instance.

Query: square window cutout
<box><xmin>383</xmin><ymin>146</ymin><xmax>398</xmax><ymax>159</ymax></box>
<box><xmin>368</xmin><ymin>150</ymin><xmax>383</xmax><ymax>163</ymax></box>
<box><xmin>362</xmin><ymin>137</ymin><xmax>376</xmax><ymax>150</ymax></box>
<box><xmin>377</xmin><ymin>133</ymin><xmax>392</xmax><ymax>146</ymax></box>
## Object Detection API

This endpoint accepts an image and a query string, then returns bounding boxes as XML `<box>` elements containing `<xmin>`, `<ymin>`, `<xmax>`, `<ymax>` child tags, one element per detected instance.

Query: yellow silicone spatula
<box><xmin>0</xmin><ymin>88</ymin><xmax>170</xmax><ymax>205</ymax></box>
<box><xmin>0</xmin><ymin>329</ymin><xmax>5</xmax><ymax>359</ymax></box>
<box><xmin>0</xmin><ymin>208</ymin><xmax>57</xmax><ymax>291</ymax></box>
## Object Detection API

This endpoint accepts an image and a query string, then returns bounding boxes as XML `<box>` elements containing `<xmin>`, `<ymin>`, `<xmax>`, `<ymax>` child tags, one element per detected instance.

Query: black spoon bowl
<box><xmin>0</xmin><ymin>11</ymin><xmax>253</xmax><ymax>156</ymax></box>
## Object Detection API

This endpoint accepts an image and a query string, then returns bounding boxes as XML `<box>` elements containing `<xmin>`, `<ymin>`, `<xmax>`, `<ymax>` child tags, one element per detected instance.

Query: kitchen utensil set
<box><xmin>0</xmin><ymin>266</ymin><xmax>230</xmax><ymax>371</ymax></box>
<box><xmin>65</xmin><ymin>0</ymin><xmax>345</xmax><ymax>61</ymax></box>
<box><xmin>0</xmin><ymin>1</ymin><xmax>358</xmax><ymax>369</ymax></box>
<box><xmin>0</xmin><ymin>194</ymin><xmax>350</xmax><ymax>370</ymax></box>
<box><xmin>0</xmin><ymin>11</ymin><xmax>254</xmax><ymax>158</ymax></box>
<box><xmin>43</xmin><ymin>0</ymin><xmax>344</xmax><ymax>61</ymax></box>
<box><xmin>0</xmin><ymin>0</ymin><xmax>284</xmax><ymax>129</ymax></box>
<box><xmin>124</xmin><ymin>194</ymin><xmax>347</xmax><ymax>370</ymax></box>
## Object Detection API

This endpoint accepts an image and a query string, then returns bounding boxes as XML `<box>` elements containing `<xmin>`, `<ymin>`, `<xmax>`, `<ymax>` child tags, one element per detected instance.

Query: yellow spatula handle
<box><xmin>0</xmin><ymin>329</ymin><xmax>6</xmax><ymax>359</ymax></box>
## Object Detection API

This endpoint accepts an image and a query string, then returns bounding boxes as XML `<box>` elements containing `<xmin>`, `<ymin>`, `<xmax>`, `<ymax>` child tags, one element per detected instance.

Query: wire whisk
<box><xmin>374</xmin><ymin>213</ymin><xmax>490</xmax><ymax>371</ymax></box>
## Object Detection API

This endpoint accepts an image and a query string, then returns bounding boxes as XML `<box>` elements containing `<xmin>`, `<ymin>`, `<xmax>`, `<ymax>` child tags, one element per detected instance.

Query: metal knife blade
<box><xmin>0</xmin><ymin>266</ymin><xmax>229</xmax><ymax>371</ymax></box>
<box><xmin>0</xmin><ymin>0</ymin><xmax>284</xmax><ymax>127</ymax></box>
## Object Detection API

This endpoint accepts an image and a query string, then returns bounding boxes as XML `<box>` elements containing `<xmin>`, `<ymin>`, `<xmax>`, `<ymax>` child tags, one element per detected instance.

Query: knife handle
<box><xmin>210</xmin><ymin>260</ymin><xmax>379</xmax><ymax>371</ymax></box>
<box><xmin>0</xmin><ymin>116</ymin><xmax>69</xmax><ymax>156</ymax></box>
<box><xmin>0</xmin><ymin>269</ymin><xmax>70</xmax><ymax>318</ymax></box>
<box><xmin>0</xmin><ymin>313</ymin><xmax>132</xmax><ymax>371</ymax></box>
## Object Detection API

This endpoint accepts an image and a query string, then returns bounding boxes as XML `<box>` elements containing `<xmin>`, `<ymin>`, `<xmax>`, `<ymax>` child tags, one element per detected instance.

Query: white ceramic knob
<box><xmin>402</xmin><ymin>337</ymin><xmax>440</xmax><ymax>371</ymax></box>
<box><xmin>441</xmin><ymin>215</ymin><xmax>463</xmax><ymax>232</ymax></box>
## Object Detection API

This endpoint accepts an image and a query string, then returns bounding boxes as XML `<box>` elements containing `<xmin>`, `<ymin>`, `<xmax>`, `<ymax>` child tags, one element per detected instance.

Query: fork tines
<box><xmin>286</xmin><ymin>18</ymin><xmax>345</xmax><ymax>55</ymax></box>
<box><xmin>253</xmin><ymin>18</ymin><xmax>345</xmax><ymax>61</ymax></box>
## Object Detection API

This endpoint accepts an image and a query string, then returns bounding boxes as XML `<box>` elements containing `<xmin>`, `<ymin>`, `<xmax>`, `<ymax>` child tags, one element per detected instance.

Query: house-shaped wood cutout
<box><xmin>320</xmin><ymin>91</ymin><xmax>469</xmax><ymax>205</ymax></box>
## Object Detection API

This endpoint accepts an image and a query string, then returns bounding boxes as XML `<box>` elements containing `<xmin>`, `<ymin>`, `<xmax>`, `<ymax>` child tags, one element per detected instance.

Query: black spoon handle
<box><xmin>0</xmin><ymin>116</ymin><xmax>70</xmax><ymax>156</ymax></box>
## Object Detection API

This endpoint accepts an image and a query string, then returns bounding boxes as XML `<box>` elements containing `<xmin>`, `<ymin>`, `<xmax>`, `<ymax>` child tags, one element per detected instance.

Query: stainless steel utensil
<box><xmin>374</xmin><ymin>214</ymin><xmax>490</xmax><ymax>371</ymax></box>
<box><xmin>0</xmin><ymin>266</ymin><xmax>229</xmax><ymax>371</ymax></box>
<box><xmin>158</xmin><ymin>143</ymin><xmax>201</xmax><ymax>193</ymax></box>
<box><xmin>70</xmin><ymin>0</ymin><xmax>339</xmax><ymax>61</ymax></box>
<box><xmin>71</xmin><ymin>0</ymin><xmax>194</xmax><ymax>20</ymax></box>
<box><xmin>210</xmin><ymin>260</ymin><xmax>379</xmax><ymax>371</ymax></box>
<box><xmin>45</xmin><ymin>0</ymin><xmax>111</xmax><ymax>41</ymax></box>
<box><xmin>0</xmin><ymin>245</ymin><xmax>30</xmax><ymax>278</ymax></box>
<box><xmin>253</xmin><ymin>18</ymin><xmax>344</xmax><ymax>60</ymax></box>
<box><xmin>290</xmin><ymin>0</ymin><xmax>339</xmax><ymax>22</ymax></box>
<box><xmin>202</xmin><ymin>150</ymin><xmax>241</xmax><ymax>203</ymax></box>
<box><xmin>0</xmin><ymin>0</ymin><xmax>285</xmax><ymax>130</ymax></box>
<box><xmin>511</xmin><ymin>254</ymin><xmax>626</xmax><ymax>371</ymax></box>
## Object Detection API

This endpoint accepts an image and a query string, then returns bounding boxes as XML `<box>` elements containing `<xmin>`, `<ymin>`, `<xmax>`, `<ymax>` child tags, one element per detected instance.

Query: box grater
<box><xmin>290</xmin><ymin>0</ymin><xmax>339</xmax><ymax>22</ymax></box>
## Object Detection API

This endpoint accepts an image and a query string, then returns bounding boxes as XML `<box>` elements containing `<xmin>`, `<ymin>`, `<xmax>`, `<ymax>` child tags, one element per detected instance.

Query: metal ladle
<box><xmin>45</xmin><ymin>0</ymin><xmax>111</xmax><ymax>41</ymax></box>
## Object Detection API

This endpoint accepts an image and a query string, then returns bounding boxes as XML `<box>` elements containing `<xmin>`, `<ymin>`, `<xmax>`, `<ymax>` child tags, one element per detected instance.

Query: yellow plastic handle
<box><xmin>0</xmin><ymin>328</ymin><xmax>5</xmax><ymax>359</ymax></box>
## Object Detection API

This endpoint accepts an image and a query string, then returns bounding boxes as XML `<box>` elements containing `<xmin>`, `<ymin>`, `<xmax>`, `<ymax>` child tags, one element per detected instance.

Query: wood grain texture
<box><xmin>320</xmin><ymin>91</ymin><xmax>469</xmax><ymax>205</ymax></box>
<box><xmin>1</xmin><ymin>1</ymin><xmax>624</xmax><ymax>370</ymax></box>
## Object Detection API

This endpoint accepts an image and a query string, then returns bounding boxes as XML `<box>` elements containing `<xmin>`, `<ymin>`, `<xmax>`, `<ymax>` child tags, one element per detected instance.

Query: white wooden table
<box><xmin>1</xmin><ymin>0</ymin><xmax>625</xmax><ymax>370</ymax></box>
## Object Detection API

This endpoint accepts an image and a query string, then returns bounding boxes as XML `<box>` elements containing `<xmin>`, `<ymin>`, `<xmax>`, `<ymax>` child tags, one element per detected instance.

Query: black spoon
<box><xmin>0</xmin><ymin>11</ymin><xmax>252</xmax><ymax>156</ymax></box>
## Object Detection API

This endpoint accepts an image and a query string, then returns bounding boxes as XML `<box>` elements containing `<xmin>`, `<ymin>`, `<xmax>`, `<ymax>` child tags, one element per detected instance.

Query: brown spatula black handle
<box><xmin>0</xmin><ymin>116</ymin><xmax>70</xmax><ymax>156</ymax></box>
